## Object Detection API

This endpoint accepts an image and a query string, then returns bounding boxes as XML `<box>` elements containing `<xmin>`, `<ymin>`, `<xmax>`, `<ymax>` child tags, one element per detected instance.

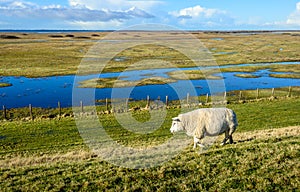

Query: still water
<box><xmin>0</xmin><ymin>62</ymin><xmax>299</xmax><ymax>108</ymax></box>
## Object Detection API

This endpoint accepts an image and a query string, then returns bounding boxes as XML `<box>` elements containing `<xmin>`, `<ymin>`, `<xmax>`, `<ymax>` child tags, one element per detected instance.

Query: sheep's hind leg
<box><xmin>221</xmin><ymin>130</ymin><xmax>229</xmax><ymax>146</ymax></box>
<box><xmin>228</xmin><ymin>126</ymin><xmax>236</xmax><ymax>144</ymax></box>
<box><xmin>229</xmin><ymin>135</ymin><xmax>233</xmax><ymax>144</ymax></box>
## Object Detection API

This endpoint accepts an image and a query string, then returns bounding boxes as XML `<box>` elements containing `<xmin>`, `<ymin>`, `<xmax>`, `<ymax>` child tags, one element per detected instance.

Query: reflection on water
<box><xmin>0</xmin><ymin>61</ymin><xmax>299</xmax><ymax>108</ymax></box>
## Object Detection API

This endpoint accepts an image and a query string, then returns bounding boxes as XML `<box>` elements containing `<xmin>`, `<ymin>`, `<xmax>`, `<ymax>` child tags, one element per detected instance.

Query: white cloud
<box><xmin>68</xmin><ymin>0</ymin><xmax>162</xmax><ymax>11</ymax></box>
<box><xmin>287</xmin><ymin>2</ymin><xmax>300</xmax><ymax>26</ymax></box>
<box><xmin>0</xmin><ymin>0</ymin><xmax>154</xmax><ymax>22</ymax></box>
<box><xmin>170</xmin><ymin>5</ymin><xmax>221</xmax><ymax>18</ymax></box>
<box><xmin>169</xmin><ymin>5</ymin><xmax>235</xmax><ymax>28</ymax></box>
<box><xmin>0</xmin><ymin>0</ymin><xmax>38</xmax><ymax>9</ymax></box>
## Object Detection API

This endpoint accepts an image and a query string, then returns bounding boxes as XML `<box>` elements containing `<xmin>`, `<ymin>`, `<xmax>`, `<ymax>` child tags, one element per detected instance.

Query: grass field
<box><xmin>1</xmin><ymin>31</ymin><xmax>299</xmax><ymax>77</ymax></box>
<box><xmin>0</xmin><ymin>97</ymin><xmax>299</xmax><ymax>191</ymax></box>
<box><xmin>1</xmin><ymin>31</ymin><xmax>299</xmax><ymax>191</ymax></box>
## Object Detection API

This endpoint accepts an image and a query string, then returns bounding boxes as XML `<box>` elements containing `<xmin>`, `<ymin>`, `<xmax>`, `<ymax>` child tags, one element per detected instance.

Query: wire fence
<box><xmin>1</xmin><ymin>86</ymin><xmax>300</xmax><ymax>121</ymax></box>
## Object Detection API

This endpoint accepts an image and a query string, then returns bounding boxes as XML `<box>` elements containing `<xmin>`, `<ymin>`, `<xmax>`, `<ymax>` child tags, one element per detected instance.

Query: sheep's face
<box><xmin>170</xmin><ymin>117</ymin><xmax>184</xmax><ymax>133</ymax></box>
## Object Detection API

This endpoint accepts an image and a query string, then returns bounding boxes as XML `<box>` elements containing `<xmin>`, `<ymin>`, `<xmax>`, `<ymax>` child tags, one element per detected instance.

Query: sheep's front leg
<box><xmin>194</xmin><ymin>128</ymin><xmax>206</xmax><ymax>149</ymax></box>
<box><xmin>193</xmin><ymin>137</ymin><xmax>199</xmax><ymax>149</ymax></box>
<box><xmin>193</xmin><ymin>136</ymin><xmax>205</xmax><ymax>149</ymax></box>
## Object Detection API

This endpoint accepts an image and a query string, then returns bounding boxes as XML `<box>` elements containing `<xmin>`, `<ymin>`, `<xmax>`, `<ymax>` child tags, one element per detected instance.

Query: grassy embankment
<box><xmin>0</xmin><ymin>97</ymin><xmax>299</xmax><ymax>191</ymax></box>
<box><xmin>1</xmin><ymin>32</ymin><xmax>300</xmax><ymax>78</ymax></box>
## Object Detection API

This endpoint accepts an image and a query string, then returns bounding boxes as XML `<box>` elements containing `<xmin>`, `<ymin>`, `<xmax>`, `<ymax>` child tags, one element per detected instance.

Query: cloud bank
<box><xmin>0</xmin><ymin>0</ymin><xmax>154</xmax><ymax>23</ymax></box>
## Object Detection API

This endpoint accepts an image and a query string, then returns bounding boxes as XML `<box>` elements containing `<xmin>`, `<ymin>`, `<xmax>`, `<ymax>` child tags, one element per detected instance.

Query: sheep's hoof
<box><xmin>220</xmin><ymin>142</ymin><xmax>226</xmax><ymax>146</ymax></box>
<box><xmin>198</xmin><ymin>144</ymin><xmax>205</xmax><ymax>148</ymax></box>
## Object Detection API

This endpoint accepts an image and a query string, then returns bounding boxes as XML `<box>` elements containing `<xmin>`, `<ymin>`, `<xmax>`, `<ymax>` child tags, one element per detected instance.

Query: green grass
<box><xmin>0</xmin><ymin>133</ymin><xmax>298</xmax><ymax>191</ymax></box>
<box><xmin>228</xmin><ymin>97</ymin><xmax>300</xmax><ymax>132</ymax></box>
<box><xmin>226</xmin><ymin>87</ymin><xmax>300</xmax><ymax>102</ymax></box>
<box><xmin>0</xmin><ymin>98</ymin><xmax>299</xmax><ymax>191</ymax></box>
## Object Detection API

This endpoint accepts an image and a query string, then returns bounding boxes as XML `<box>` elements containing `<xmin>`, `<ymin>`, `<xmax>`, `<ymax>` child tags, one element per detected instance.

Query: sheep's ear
<box><xmin>172</xmin><ymin>117</ymin><xmax>180</xmax><ymax>122</ymax></box>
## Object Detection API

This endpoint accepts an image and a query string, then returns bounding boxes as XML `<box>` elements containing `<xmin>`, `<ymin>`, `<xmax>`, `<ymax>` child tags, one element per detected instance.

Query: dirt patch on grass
<box><xmin>234</xmin><ymin>126</ymin><xmax>300</xmax><ymax>143</ymax></box>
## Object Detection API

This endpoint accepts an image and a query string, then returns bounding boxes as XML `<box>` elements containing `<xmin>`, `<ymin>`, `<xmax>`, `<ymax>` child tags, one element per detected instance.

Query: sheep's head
<box><xmin>170</xmin><ymin>117</ymin><xmax>184</xmax><ymax>133</ymax></box>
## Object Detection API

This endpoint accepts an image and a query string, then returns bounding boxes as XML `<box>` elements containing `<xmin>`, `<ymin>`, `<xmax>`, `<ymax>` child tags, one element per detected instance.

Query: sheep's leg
<box><xmin>194</xmin><ymin>128</ymin><xmax>206</xmax><ymax>149</ymax></box>
<box><xmin>221</xmin><ymin>130</ymin><xmax>229</xmax><ymax>146</ymax></box>
<box><xmin>193</xmin><ymin>137</ymin><xmax>199</xmax><ymax>149</ymax></box>
<box><xmin>193</xmin><ymin>136</ymin><xmax>205</xmax><ymax>149</ymax></box>
<box><xmin>229</xmin><ymin>135</ymin><xmax>234</xmax><ymax>144</ymax></box>
<box><xmin>228</xmin><ymin>125</ymin><xmax>236</xmax><ymax>144</ymax></box>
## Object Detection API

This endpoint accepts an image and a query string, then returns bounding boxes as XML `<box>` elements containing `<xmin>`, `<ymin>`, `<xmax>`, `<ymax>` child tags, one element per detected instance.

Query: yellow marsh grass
<box><xmin>78</xmin><ymin>76</ymin><xmax>177</xmax><ymax>88</ymax></box>
<box><xmin>1</xmin><ymin>32</ymin><xmax>300</xmax><ymax>77</ymax></box>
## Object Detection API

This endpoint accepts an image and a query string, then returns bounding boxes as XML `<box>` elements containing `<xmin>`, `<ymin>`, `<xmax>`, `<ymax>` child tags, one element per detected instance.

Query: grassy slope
<box><xmin>0</xmin><ymin>98</ymin><xmax>299</xmax><ymax>191</ymax></box>
<box><xmin>1</xmin><ymin>136</ymin><xmax>299</xmax><ymax>191</ymax></box>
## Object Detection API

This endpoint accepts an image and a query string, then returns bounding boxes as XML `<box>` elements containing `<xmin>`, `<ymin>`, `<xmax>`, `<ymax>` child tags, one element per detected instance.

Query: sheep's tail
<box><xmin>228</xmin><ymin>109</ymin><xmax>238</xmax><ymax>135</ymax></box>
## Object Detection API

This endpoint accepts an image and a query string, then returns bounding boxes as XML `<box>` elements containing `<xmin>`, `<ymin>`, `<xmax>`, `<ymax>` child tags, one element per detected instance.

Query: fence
<box><xmin>1</xmin><ymin>86</ymin><xmax>299</xmax><ymax>121</ymax></box>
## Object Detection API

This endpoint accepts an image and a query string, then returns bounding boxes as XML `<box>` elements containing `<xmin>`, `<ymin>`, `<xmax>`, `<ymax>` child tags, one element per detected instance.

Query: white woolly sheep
<box><xmin>170</xmin><ymin>108</ymin><xmax>238</xmax><ymax>149</ymax></box>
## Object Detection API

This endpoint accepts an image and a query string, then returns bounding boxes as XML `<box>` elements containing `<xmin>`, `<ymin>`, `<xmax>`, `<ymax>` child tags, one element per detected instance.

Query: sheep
<box><xmin>170</xmin><ymin>108</ymin><xmax>238</xmax><ymax>149</ymax></box>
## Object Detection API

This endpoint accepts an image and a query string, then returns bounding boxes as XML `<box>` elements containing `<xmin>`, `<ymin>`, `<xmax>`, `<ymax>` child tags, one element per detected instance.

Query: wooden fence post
<box><xmin>186</xmin><ymin>93</ymin><xmax>190</xmax><ymax>106</ymax></box>
<box><xmin>3</xmin><ymin>105</ymin><xmax>7</xmax><ymax>120</ymax></box>
<box><xmin>146</xmin><ymin>95</ymin><xmax>150</xmax><ymax>108</ymax></box>
<box><xmin>271</xmin><ymin>88</ymin><xmax>275</xmax><ymax>97</ymax></box>
<box><xmin>288</xmin><ymin>86</ymin><xmax>292</xmax><ymax>97</ymax></box>
<box><xmin>125</xmin><ymin>98</ymin><xmax>129</xmax><ymax>112</ymax></box>
<box><xmin>166</xmin><ymin>95</ymin><xmax>169</xmax><ymax>108</ymax></box>
<box><xmin>206</xmin><ymin>93</ymin><xmax>209</xmax><ymax>103</ymax></box>
<box><xmin>105</xmin><ymin>98</ymin><xmax>108</xmax><ymax>111</ymax></box>
<box><xmin>80</xmin><ymin>101</ymin><xmax>84</xmax><ymax>113</ymax></box>
<box><xmin>224</xmin><ymin>91</ymin><xmax>227</xmax><ymax>101</ymax></box>
<box><xmin>58</xmin><ymin>101</ymin><xmax>61</xmax><ymax>117</ymax></box>
<box><xmin>256</xmin><ymin>88</ymin><xmax>259</xmax><ymax>100</ymax></box>
<box><xmin>29</xmin><ymin>104</ymin><xmax>33</xmax><ymax>120</ymax></box>
<box><xmin>239</xmin><ymin>91</ymin><xmax>242</xmax><ymax>101</ymax></box>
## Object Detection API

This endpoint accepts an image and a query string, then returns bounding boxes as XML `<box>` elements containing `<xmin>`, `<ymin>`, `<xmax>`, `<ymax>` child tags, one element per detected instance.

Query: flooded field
<box><xmin>0</xmin><ymin>61</ymin><xmax>299</xmax><ymax>108</ymax></box>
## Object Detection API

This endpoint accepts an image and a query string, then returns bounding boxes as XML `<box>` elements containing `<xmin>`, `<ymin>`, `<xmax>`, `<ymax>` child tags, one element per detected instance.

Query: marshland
<box><xmin>0</xmin><ymin>31</ymin><xmax>299</xmax><ymax>191</ymax></box>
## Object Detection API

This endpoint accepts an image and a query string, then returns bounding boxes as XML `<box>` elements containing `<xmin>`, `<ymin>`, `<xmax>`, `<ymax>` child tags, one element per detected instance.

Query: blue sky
<box><xmin>0</xmin><ymin>0</ymin><xmax>300</xmax><ymax>30</ymax></box>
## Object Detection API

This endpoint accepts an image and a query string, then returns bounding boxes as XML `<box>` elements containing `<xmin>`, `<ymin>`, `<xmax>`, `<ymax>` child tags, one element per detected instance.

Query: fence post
<box><xmin>58</xmin><ymin>101</ymin><xmax>61</xmax><ymax>117</ymax></box>
<box><xmin>271</xmin><ymin>88</ymin><xmax>275</xmax><ymax>97</ymax></box>
<box><xmin>105</xmin><ymin>98</ymin><xmax>108</xmax><ymax>111</ymax></box>
<box><xmin>125</xmin><ymin>98</ymin><xmax>129</xmax><ymax>112</ymax></box>
<box><xmin>256</xmin><ymin>88</ymin><xmax>259</xmax><ymax>100</ymax></box>
<box><xmin>224</xmin><ymin>91</ymin><xmax>227</xmax><ymax>101</ymax></box>
<box><xmin>146</xmin><ymin>95</ymin><xmax>150</xmax><ymax>108</ymax></box>
<box><xmin>186</xmin><ymin>93</ymin><xmax>190</xmax><ymax>106</ymax></box>
<box><xmin>80</xmin><ymin>101</ymin><xmax>84</xmax><ymax>113</ymax></box>
<box><xmin>288</xmin><ymin>86</ymin><xmax>292</xmax><ymax>97</ymax></box>
<box><xmin>239</xmin><ymin>91</ymin><xmax>242</xmax><ymax>101</ymax></box>
<box><xmin>166</xmin><ymin>95</ymin><xmax>169</xmax><ymax>108</ymax></box>
<box><xmin>3</xmin><ymin>105</ymin><xmax>7</xmax><ymax>120</ymax></box>
<box><xmin>29</xmin><ymin>104</ymin><xmax>33</xmax><ymax>120</ymax></box>
<box><xmin>206</xmin><ymin>93</ymin><xmax>209</xmax><ymax>103</ymax></box>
